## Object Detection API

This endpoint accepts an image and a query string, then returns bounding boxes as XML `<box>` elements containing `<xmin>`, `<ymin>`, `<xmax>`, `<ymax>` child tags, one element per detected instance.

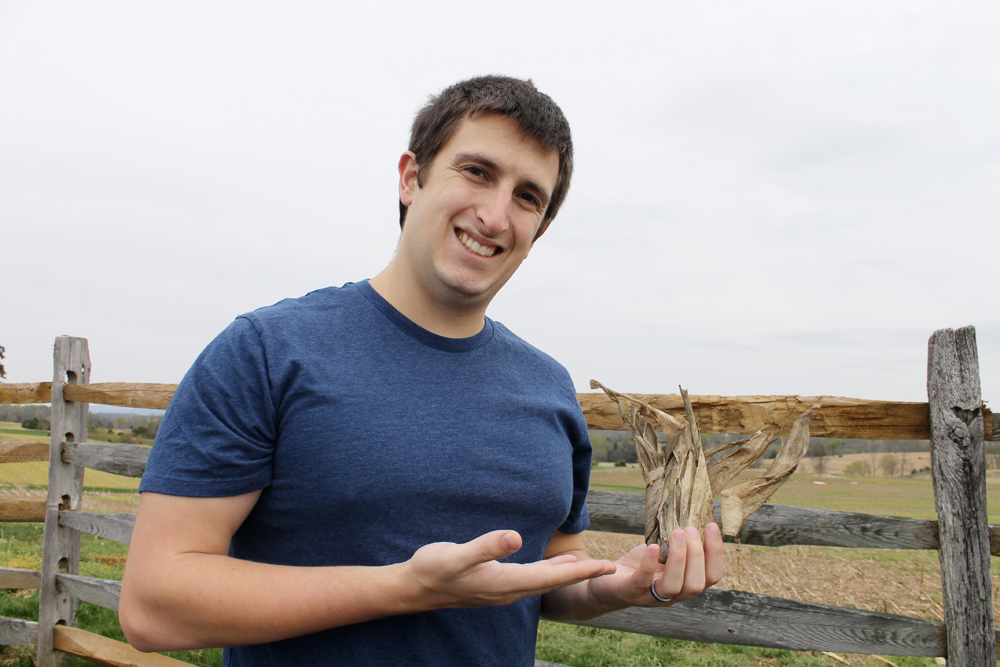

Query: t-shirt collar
<box><xmin>354</xmin><ymin>279</ymin><xmax>495</xmax><ymax>353</ymax></box>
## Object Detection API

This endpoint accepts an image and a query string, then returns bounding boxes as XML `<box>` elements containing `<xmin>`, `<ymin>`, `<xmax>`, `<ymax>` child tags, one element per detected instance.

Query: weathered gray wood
<box><xmin>927</xmin><ymin>326</ymin><xmax>995</xmax><ymax>665</ymax></box>
<box><xmin>59</xmin><ymin>511</ymin><xmax>135</xmax><ymax>545</ymax></box>
<box><xmin>38</xmin><ymin>336</ymin><xmax>89</xmax><ymax>667</ymax></box>
<box><xmin>0</xmin><ymin>439</ymin><xmax>49</xmax><ymax>462</ymax></box>
<box><xmin>56</xmin><ymin>574</ymin><xmax>121</xmax><ymax>612</ymax></box>
<box><xmin>572</xmin><ymin>588</ymin><xmax>947</xmax><ymax>657</ymax></box>
<box><xmin>0</xmin><ymin>615</ymin><xmax>39</xmax><ymax>646</ymax></box>
<box><xmin>534</xmin><ymin>661</ymin><xmax>571</xmax><ymax>667</ymax></box>
<box><xmin>587</xmin><ymin>491</ymin><xmax>942</xmax><ymax>551</ymax></box>
<box><xmin>62</xmin><ymin>442</ymin><xmax>149</xmax><ymax>478</ymax></box>
<box><xmin>0</xmin><ymin>566</ymin><xmax>41</xmax><ymax>589</ymax></box>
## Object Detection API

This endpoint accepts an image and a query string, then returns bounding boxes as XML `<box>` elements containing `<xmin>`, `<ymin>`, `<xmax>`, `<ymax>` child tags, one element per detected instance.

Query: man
<box><xmin>119</xmin><ymin>76</ymin><xmax>724</xmax><ymax>666</ymax></box>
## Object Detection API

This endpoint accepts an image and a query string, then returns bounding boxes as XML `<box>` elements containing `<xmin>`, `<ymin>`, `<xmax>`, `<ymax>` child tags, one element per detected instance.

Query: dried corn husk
<box><xmin>591</xmin><ymin>380</ymin><xmax>708</xmax><ymax>562</ymax></box>
<box><xmin>706</xmin><ymin>430</ymin><xmax>775</xmax><ymax>495</ymax></box>
<box><xmin>590</xmin><ymin>380</ymin><xmax>684</xmax><ymax>551</ymax></box>
<box><xmin>718</xmin><ymin>403</ymin><xmax>819</xmax><ymax>537</ymax></box>
<box><xmin>663</xmin><ymin>388</ymin><xmax>715</xmax><ymax>541</ymax></box>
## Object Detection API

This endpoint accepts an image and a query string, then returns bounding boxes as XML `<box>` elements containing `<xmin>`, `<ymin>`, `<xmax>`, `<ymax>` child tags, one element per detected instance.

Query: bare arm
<box><xmin>539</xmin><ymin>523</ymin><xmax>724</xmax><ymax>621</ymax></box>
<box><xmin>119</xmin><ymin>491</ymin><xmax>617</xmax><ymax>652</ymax></box>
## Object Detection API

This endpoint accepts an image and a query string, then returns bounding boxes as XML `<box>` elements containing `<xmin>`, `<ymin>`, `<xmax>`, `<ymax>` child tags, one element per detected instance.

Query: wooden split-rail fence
<box><xmin>0</xmin><ymin>328</ymin><xmax>996</xmax><ymax>666</ymax></box>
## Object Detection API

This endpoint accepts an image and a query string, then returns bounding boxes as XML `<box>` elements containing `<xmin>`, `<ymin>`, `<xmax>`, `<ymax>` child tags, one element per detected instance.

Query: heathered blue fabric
<box><xmin>139</xmin><ymin>280</ymin><xmax>592</xmax><ymax>667</ymax></box>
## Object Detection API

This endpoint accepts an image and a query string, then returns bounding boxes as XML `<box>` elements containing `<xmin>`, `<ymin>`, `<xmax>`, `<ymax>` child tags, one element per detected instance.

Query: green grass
<box><xmin>0</xmin><ymin>522</ymin><xmax>223</xmax><ymax>666</ymax></box>
<box><xmin>0</xmin><ymin>461</ymin><xmax>140</xmax><ymax>491</ymax></box>
<box><xmin>0</xmin><ymin>421</ymin><xmax>143</xmax><ymax>491</ymax></box>
<box><xmin>590</xmin><ymin>467</ymin><xmax>1000</xmax><ymax>522</ymax></box>
<box><xmin>535</xmin><ymin>621</ymin><xmax>937</xmax><ymax>666</ymax></box>
<box><xmin>0</xmin><ymin>428</ymin><xmax>49</xmax><ymax>437</ymax></box>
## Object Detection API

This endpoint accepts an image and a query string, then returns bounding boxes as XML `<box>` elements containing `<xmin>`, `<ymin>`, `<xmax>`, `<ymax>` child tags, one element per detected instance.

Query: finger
<box><xmin>653</xmin><ymin>529</ymin><xmax>687</xmax><ymax>601</ymax></box>
<box><xmin>500</xmin><ymin>558</ymin><xmax>617</xmax><ymax>600</ymax></box>
<box><xmin>544</xmin><ymin>554</ymin><xmax>580</xmax><ymax>566</ymax></box>
<box><xmin>677</xmin><ymin>526</ymin><xmax>706</xmax><ymax>598</ymax></box>
<box><xmin>633</xmin><ymin>544</ymin><xmax>660</xmax><ymax>586</ymax></box>
<box><xmin>457</xmin><ymin>530</ymin><xmax>522</xmax><ymax>569</ymax></box>
<box><xmin>703</xmin><ymin>523</ymin><xmax>724</xmax><ymax>586</ymax></box>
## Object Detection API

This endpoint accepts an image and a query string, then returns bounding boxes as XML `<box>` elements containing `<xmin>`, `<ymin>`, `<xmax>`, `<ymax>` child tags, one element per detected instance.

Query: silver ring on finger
<box><xmin>650</xmin><ymin>577</ymin><xmax>674</xmax><ymax>603</ymax></box>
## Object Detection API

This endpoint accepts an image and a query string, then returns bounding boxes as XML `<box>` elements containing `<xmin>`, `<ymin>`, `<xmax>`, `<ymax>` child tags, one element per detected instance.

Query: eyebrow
<box><xmin>452</xmin><ymin>151</ymin><xmax>552</xmax><ymax>209</ymax></box>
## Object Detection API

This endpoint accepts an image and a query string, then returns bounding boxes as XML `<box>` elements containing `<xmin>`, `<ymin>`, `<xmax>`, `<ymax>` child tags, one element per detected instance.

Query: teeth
<box><xmin>458</xmin><ymin>231</ymin><xmax>498</xmax><ymax>257</ymax></box>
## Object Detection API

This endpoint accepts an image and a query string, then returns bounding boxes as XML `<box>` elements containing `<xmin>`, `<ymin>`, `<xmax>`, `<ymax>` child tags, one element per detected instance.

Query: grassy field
<box><xmin>590</xmin><ymin>461</ymin><xmax>1000</xmax><ymax>522</ymax></box>
<box><xmin>0</xmin><ymin>424</ymin><xmax>960</xmax><ymax>666</ymax></box>
<box><xmin>0</xmin><ymin>422</ymin><xmax>141</xmax><ymax>492</ymax></box>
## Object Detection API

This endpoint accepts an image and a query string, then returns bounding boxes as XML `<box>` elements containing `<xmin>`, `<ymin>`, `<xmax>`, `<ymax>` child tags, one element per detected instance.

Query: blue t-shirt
<box><xmin>140</xmin><ymin>280</ymin><xmax>592</xmax><ymax>667</ymax></box>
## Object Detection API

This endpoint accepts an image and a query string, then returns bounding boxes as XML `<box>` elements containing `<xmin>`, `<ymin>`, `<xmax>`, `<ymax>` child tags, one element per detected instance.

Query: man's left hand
<box><xmin>539</xmin><ymin>523</ymin><xmax>724</xmax><ymax>620</ymax></box>
<box><xmin>588</xmin><ymin>523</ymin><xmax>724</xmax><ymax>609</ymax></box>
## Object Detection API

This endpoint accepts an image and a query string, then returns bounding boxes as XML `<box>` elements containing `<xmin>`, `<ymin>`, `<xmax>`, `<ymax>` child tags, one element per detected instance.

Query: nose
<box><xmin>477</xmin><ymin>187</ymin><xmax>511</xmax><ymax>236</ymax></box>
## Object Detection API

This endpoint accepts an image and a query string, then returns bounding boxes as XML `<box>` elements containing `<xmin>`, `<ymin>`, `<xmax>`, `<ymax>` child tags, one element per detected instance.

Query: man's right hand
<box><xmin>403</xmin><ymin>530</ymin><xmax>616</xmax><ymax>610</ymax></box>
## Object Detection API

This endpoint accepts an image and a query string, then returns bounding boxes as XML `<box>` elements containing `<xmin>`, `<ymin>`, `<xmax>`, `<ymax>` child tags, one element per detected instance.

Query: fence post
<box><xmin>927</xmin><ymin>326</ymin><xmax>995</xmax><ymax>665</ymax></box>
<box><xmin>37</xmin><ymin>337</ymin><xmax>90</xmax><ymax>667</ymax></box>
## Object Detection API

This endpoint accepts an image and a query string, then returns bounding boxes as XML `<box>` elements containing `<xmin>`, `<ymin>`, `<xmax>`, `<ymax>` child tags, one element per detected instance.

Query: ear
<box><xmin>398</xmin><ymin>151</ymin><xmax>419</xmax><ymax>206</ymax></box>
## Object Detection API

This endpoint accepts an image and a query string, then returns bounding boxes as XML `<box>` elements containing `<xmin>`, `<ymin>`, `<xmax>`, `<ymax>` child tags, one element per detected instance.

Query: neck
<box><xmin>368</xmin><ymin>265</ymin><xmax>489</xmax><ymax>339</ymax></box>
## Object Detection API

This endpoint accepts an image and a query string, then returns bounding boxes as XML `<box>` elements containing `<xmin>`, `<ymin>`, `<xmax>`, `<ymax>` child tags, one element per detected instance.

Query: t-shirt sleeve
<box><xmin>556</xmin><ymin>385</ymin><xmax>592</xmax><ymax>536</ymax></box>
<box><xmin>139</xmin><ymin>316</ymin><xmax>277</xmax><ymax>497</ymax></box>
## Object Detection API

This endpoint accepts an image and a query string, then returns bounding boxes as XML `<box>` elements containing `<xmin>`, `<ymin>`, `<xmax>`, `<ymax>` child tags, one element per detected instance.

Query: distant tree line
<box><xmin>589</xmin><ymin>431</ymin><xmax>638</xmax><ymax>464</ymax></box>
<box><xmin>588</xmin><ymin>428</ymin><xmax>1000</xmax><ymax>477</ymax></box>
<box><xmin>0</xmin><ymin>405</ymin><xmax>161</xmax><ymax>444</ymax></box>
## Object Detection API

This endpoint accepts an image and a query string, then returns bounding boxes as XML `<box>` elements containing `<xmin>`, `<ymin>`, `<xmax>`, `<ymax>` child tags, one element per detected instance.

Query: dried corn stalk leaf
<box><xmin>666</xmin><ymin>388</ymin><xmax>715</xmax><ymax>539</ymax></box>
<box><xmin>590</xmin><ymin>380</ymin><xmax>687</xmax><ymax>559</ymax></box>
<box><xmin>704</xmin><ymin>435</ymin><xmax>752</xmax><ymax>461</ymax></box>
<box><xmin>706</xmin><ymin>430</ymin><xmax>775</xmax><ymax>495</ymax></box>
<box><xmin>718</xmin><ymin>403</ymin><xmax>819</xmax><ymax>537</ymax></box>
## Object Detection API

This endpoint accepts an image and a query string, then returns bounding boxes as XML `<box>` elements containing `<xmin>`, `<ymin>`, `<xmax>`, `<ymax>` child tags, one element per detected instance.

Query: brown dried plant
<box><xmin>719</xmin><ymin>403</ymin><xmax>819</xmax><ymax>536</ymax></box>
<box><xmin>590</xmin><ymin>380</ymin><xmax>687</xmax><ymax>561</ymax></box>
<box><xmin>591</xmin><ymin>381</ymin><xmax>819</xmax><ymax>547</ymax></box>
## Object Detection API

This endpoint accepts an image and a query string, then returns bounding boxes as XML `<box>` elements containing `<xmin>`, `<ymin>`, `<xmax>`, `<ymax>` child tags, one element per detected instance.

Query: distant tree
<box><xmin>813</xmin><ymin>456</ymin><xmax>827</xmax><ymax>475</ymax></box>
<box><xmin>0</xmin><ymin>344</ymin><xmax>6</xmax><ymax>380</ymax></box>
<box><xmin>987</xmin><ymin>443</ymin><xmax>1000</xmax><ymax>470</ymax></box>
<box><xmin>868</xmin><ymin>444</ymin><xmax>881</xmax><ymax>478</ymax></box>
<box><xmin>843</xmin><ymin>460</ymin><xmax>872</xmax><ymax>476</ymax></box>
<box><xmin>22</xmin><ymin>417</ymin><xmax>50</xmax><ymax>432</ymax></box>
<box><xmin>879</xmin><ymin>453</ymin><xmax>900</xmax><ymax>477</ymax></box>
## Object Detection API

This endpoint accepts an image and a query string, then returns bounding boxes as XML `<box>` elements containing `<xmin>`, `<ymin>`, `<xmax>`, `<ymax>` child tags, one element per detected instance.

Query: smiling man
<box><xmin>119</xmin><ymin>76</ymin><xmax>723</xmax><ymax>667</ymax></box>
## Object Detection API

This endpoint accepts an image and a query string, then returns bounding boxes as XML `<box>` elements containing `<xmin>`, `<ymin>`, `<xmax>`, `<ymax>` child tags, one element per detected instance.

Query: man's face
<box><xmin>396</xmin><ymin>113</ymin><xmax>560</xmax><ymax>313</ymax></box>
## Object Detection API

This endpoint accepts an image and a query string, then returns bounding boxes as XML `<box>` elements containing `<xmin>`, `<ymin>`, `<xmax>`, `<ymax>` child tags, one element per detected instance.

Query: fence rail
<box><xmin>2</xmin><ymin>382</ymin><xmax>995</xmax><ymax>441</ymax></box>
<box><xmin>0</xmin><ymin>329</ymin><xmax>995</xmax><ymax>665</ymax></box>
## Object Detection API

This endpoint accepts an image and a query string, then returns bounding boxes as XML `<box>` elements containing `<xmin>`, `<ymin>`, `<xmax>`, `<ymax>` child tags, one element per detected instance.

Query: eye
<box><xmin>465</xmin><ymin>165</ymin><xmax>488</xmax><ymax>179</ymax></box>
<box><xmin>517</xmin><ymin>191</ymin><xmax>541</xmax><ymax>209</ymax></box>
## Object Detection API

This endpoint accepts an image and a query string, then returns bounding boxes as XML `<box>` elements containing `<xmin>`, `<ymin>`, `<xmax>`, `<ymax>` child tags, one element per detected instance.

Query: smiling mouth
<box><xmin>457</xmin><ymin>230</ymin><xmax>500</xmax><ymax>257</ymax></box>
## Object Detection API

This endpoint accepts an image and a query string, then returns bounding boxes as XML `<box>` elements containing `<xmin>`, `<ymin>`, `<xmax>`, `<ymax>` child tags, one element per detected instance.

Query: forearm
<box><xmin>120</xmin><ymin>527</ymin><xmax>616</xmax><ymax>652</ymax></box>
<box><xmin>119</xmin><ymin>554</ymin><xmax>416</xmax><ymax>652</ymax></box>
<box><xmin>121</xmin><ymin>492</ymin><xmax>618</xmax><ymax>652</ymax></box>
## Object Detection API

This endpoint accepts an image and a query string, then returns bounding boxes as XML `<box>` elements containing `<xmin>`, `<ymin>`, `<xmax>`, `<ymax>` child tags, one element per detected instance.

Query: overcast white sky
<box><xmin>2</xmin><ymin>1</ymin><xmax>998</xmax><ymax>407</ymax></box>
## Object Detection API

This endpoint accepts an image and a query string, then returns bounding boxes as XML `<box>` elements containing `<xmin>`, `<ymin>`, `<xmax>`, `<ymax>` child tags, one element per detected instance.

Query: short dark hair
<box><xmin>400</xmin><ymin>75</ymin><xmax>573</xmax><ymax>241</ymax></box>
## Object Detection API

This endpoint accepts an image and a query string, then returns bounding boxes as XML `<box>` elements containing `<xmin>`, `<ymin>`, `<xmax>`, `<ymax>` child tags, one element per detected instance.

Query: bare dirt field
<box><xmin>580</xmin><ymin>531</ymin><xmax>998</xmax><ymax>624</ymax></box>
